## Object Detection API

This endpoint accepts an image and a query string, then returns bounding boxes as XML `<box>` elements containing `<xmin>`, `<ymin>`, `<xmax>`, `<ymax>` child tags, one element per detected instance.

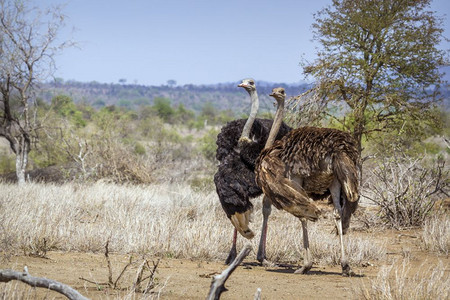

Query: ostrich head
<box><xmin>269</xmin><ymin>87</ymin><xmax>286</xmax><ymax>103</ymax></box>
<box><xmin>264</xmin><ymin>87</ymin><xmax>286</xmax><ymax>149</ymax></box>
<box><xmin>238</xmin><ymin>78</ymin><xmax>259</xmax><ymax>146</ymax></box>
<box><xmin>237</xmin><ymin>78</ymin><xmax>256</xmax><ymax>94</ymax></box>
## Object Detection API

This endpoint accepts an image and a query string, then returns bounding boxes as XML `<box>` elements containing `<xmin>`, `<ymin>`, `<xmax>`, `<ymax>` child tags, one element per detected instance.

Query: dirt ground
<box><xmin>1</xmin><ymin>230</ymin><xmax>448</xmax><ymax>300</ymax></box>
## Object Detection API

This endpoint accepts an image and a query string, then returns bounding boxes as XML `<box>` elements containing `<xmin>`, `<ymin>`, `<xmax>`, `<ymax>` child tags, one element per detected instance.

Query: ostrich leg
<box><xmin>294</xmin><ymin>219</ymin><xmax>313</xmax><ymax>274</ymax></box>
<box><xmin>225</xmin><ymin>229</ymin><xmax>238</xmax><ymax>265</ymax></box>
<box><xmin>257</xmin><ymin>196</ymin><xmax>271</xmax><ymax>263</ymax></box>
<box><xmin>333</xmin><ymin>209</ymin><xmax>352</xmax><ymax>276</ymax></box>
<box><xmin>330</xmin><ymin>179</ymin><xmax>354</xmax><ymax>276</ymax></box>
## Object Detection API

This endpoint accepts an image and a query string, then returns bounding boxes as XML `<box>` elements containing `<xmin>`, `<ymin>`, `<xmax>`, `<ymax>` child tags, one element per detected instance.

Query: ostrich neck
<box><xmin>240</xmin><ymin>90</ymin><xmax>259</xmax><ymax>142</ymax></box>
<box><xmin>264</xmin><ymin>99</ymin><xmax>285</xmax><ymax>148</ymax></box>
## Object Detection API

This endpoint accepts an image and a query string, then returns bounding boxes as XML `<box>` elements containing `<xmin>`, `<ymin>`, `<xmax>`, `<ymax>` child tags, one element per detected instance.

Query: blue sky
<box><xmin>37</xmin><ymin>0</ymin><xmax>450</xmax><ymax>86</ymax></box>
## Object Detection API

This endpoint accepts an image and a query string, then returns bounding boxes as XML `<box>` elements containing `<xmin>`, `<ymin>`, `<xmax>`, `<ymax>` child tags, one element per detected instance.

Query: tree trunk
<box><xmin>352</xmin><ymin>96</ymin><xmax>368</xmax><ymax>161</ymax></box>
<box><xmin>14</xmin><ymin>138</ymin><xmax>30</xmax><ymax>185</ymax></box>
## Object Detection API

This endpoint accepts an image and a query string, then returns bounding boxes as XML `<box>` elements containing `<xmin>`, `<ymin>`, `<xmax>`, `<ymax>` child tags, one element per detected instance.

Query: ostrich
<box><xmin>214</xmin><ymin>79</ymin><xmax>291</xmax><ymax>264</ymax></box>
<box><xmin>253</xmin><ymin>87</ymin><xmax>360</xmax><ymax>276</ymax></box>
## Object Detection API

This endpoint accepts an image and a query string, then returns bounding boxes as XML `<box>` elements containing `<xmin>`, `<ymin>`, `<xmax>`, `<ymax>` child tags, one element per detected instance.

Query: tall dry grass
<box><xmin>0</xmin><ymin>182</ymin><xmax>384</xmax><ymax>266</ymax></box>
<box><xmin>421</xmin><ymin>213</ymin><xmax>449</xmax><ymax>255</ymax></box>
<box><xmin>359</xmin><ymin>259</ymin><xmax>449</xmax><ymax>300</ymax></box>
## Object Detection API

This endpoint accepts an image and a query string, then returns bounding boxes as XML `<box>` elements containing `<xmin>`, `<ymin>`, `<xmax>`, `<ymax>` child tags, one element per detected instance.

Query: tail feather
<box><xmin>341</xmin><ymin>200</ymin><xmax>358</xmax><ymax>234</ymax></box>
<box><xmin>333</xmin><ymin>152</ymin><xmax>360</xmax><ymax>234</ymax></box>
<box><xmin>333</xmin><ymin>153</ymin><xmax>359</xmax><ymax>203</ymax></box>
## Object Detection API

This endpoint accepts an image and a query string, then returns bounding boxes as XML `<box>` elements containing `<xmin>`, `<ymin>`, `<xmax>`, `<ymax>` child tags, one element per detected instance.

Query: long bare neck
<box><xmin>264</xmin><ymin>99</ymin><xmax>284</xmax><ymax>148</ymax></box>
<box><xmin>239</xmin><ymin>89</ymin><xmax>259</xmax><ymax>142</ymax></box>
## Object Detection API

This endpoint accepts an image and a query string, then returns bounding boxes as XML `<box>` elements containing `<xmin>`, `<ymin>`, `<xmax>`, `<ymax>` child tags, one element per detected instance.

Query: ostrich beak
<box><xmin>238</xmin><ymin>83</ymin><xmax>246</xmax><ymax>88</ymax></box>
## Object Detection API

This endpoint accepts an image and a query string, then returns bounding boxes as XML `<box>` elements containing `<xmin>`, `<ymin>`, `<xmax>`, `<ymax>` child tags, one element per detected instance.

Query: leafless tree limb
<box><xmin>133</xmin><ymin>258</ymin><xmax>146</xmax><ymax>292</ymax></box>
<box><xmin>206</xmin><ymin>243</ymin><xmax>252</xmax><ymax>300</ymax></box>
<box><xmin>143</xmin><ymin>258</ymin><xmax>160</xmax><ymax>294</ymax></box>
<box><xmin>254</xmin><ymin>287</ymin><xmax>262</xmax><ymax>300</ymax></box>
<box><xmin>0</xmin><ymin>267</ymin><xmax>88</xmax><ymax>300</ymax></box>
<box><xmin>114</xmin><ymin>256</ymin><xmax>132</xmax><ymax>289</ymax></box>
<box><xmin>105</xmin><ymin>239</ymin><xmax>113</xmax><ymax>286</ymax></box>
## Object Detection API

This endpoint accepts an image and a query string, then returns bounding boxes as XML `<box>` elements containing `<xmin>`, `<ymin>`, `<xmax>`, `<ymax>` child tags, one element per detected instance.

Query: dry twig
<box><xmin>206</xmin><ymin>243</ymin><xmax>252</xmax><ymax>300</ymax></box>
<box><xmin>0</xmin><ymin>267</ymin><xmax>88</xmax><ymax>300</ymax></box>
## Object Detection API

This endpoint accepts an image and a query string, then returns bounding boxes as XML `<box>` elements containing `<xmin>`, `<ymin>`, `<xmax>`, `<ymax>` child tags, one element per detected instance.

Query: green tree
<box><xmin>175</xmin><ymin>103</ymin><xmax>195</xmax><ymax>123</ymax></box>
<box><xmin>51</xmin><ymin>95</ymin><xmax>86</xmax><ymax>127</ymax></box>
<box><xmin>303</xmin><ymin>0</ymin><xmax>447</xmax><ymax>160</ymax></box>
<box><xmin>198</xmin><ymin>128</ymin><xmax>219</xmax><ymax>162</ymax></box>
<box><xmin>153</xmin><ymin>97</ymin><xmax>174</xmax><ymax>122</ymax></box>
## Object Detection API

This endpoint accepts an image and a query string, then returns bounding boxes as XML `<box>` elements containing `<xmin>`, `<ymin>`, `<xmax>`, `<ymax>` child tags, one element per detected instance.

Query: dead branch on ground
<box><xmin>0</xmin><ymin>266</ymin><xmax>88</xmax><ymax>300</ymax></box>
<box><xmin>206</xmin><ymin>243</ymin><xmax>252</xmax><ymax>300</ymax></box>
<box><xmin>254</xmin><ymin>287</ymin><xmax>262</xmax><ymax>300</ymax></box>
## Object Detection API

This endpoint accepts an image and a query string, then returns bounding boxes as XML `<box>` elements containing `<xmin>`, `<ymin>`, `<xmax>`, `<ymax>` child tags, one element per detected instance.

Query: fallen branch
<box><xmin>254</xmin><ymin>287</ymin><xmax>262</xmax><ymax>300</ymax></box>
<box><xmin>206</xmin><ymin>243</ymin><xmax>252</xmax><ymax>300</ymax></box>
<box><xmin>0</xmin><ymin>267</ymin><xmax>88</xmax><ymax>300</ymax></box>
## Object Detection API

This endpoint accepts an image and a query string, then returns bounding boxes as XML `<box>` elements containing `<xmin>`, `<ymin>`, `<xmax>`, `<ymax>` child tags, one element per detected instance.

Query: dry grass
<box><xmin>0</xmin><ymin>182</ymin><xmax>384</xmax><ymax>267</ymax></box>
<box><xmin>421</xmin><ymin>213</ymin><xmax>449</xmax><ymax>255</ymax></box>
<box><xmin>359</xmin><ymin>259</ymin><xmax>449</xmax><ymax>300</ymax></box>
<box><xmin>263</xmin><ymin>210</ymin><xmax>386</xmax><ymax>266</ymax></box>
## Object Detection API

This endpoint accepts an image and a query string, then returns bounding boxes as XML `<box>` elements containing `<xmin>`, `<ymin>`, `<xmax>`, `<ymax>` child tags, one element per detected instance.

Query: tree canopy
<box><xmin>303</xmin><ymin>0</ymin><xmax>448</xmax><ymax>157</ymax></box>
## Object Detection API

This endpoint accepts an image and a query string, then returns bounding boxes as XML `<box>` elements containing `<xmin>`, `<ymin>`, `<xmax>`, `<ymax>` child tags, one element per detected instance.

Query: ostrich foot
<box><xmin>256</xmin><ymin>249</ymin><xmax>266</xmax><ymax>264</ymax></box>
<box><xmin>341</xmin><ymin>263</ymin><xmax>355</xmax><ymax>277</ymax></box>
<box><xmin>260</xmin><ymin>259</ymin><xmax>276</xmax><ymax>268</ymax></box>
<box><xmin>294</xmin><ymin>264</ymin><xmax>312</xmax><ymax>274</ymax></box>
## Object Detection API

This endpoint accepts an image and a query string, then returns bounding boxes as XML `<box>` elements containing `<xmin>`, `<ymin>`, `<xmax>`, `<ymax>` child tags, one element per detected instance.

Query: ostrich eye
<box><xmin>248</xmin><ymin>81</ymin><xmax>254</xmax><ymax>85</ymax></box>
<box><xmin>281</xmin><ymin>90</ymin><xmax>285</xmax><ymax>94</ymax></box>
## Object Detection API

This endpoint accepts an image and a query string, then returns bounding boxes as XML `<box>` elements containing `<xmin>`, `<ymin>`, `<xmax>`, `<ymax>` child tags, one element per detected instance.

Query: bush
<box><xmin>134</xmin><ymin>142</ymin><xmax>146</xmax><ymax>155</ymax></box>
<box><xmin>364</xmin><ymin>155</ymin><xmax>448</xmax><ymax>229</ymax></box>
<box><xmin>198</xmin><ymin>128</ymin><xmax>218</xmax><ymax>162</ymax></box>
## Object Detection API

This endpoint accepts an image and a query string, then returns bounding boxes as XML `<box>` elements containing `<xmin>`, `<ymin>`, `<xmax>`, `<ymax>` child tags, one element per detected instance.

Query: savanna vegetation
<box><xmin>1</xmin><ymin>0</ymin><xmax>449</xmax><ymax>299</ymax></box>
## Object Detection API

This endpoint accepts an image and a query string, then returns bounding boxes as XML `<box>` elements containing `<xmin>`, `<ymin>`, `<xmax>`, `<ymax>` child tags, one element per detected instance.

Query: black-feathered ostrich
<box><xmin>214</xmin><ymin>79</ymin><xmax>291</xmax><ymax>264</ymax></box>
<box><xmin>251</xmin><ymin>87</ymin><xmax>360</xmax><ymax>276</ymax></box>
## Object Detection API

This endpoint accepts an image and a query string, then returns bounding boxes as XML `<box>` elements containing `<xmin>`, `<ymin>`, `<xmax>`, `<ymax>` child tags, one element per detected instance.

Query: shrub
<box><xmin>364</xmin><ymin>155</ymin><xmax>448</xmax><ymax>229</ymax></box>
<box><xmin>198</xmin><ymin>128</ymin><xmax>219</xmax><ymax>162</ymax></box>
<box><xmin>134</xmin><ymin>142</ymin><xmax>146</xmax><ymax>155</ymax></box>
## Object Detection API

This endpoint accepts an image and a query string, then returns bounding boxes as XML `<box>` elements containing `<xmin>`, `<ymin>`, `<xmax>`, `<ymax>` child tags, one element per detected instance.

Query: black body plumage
<box><xmin>214</xmin><ymin>118</ymin><xmax>291</xmax><ymax>217</ymax></box>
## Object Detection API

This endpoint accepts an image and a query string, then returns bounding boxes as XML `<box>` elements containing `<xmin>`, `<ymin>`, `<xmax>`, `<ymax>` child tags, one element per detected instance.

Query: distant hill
<box><xmin>38</xmin><ymin>77</ymin><xmax>449</xmax><ymax>116</ymax></box>
<box><xmin>38</xmin><ymin>80</ymin><xmax>311</xmax><ymax>115</ymax></box>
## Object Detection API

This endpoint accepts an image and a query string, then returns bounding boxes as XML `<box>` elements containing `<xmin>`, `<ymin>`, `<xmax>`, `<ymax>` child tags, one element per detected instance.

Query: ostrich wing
<box><xmin>256</xmin><ymin>148</ymin><xmax>322</xmax><ymax>221</ymax></box>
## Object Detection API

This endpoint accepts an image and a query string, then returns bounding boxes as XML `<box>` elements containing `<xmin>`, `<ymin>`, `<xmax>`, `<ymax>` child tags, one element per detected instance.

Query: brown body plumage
<box><xmin>256</xmin><ymin>127</ymin><xmax>359</xmax><ymax>229</ymax></box>
<box><xmin>254</xmin><ymin>87</ymin><xmax>360</xmax><ymax>276</ymax></box>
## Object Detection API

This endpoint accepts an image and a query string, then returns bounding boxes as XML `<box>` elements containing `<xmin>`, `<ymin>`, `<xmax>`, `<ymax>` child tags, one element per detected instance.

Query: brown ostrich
<box><xmin>214</xmin><ymin>79</ymin><xmax>291</xmax><ymax>264</ymax></box>
<box><xmin>250</xmin><ymin>87</ymin><xmax>360</xmax><ymax>276</ymax></box>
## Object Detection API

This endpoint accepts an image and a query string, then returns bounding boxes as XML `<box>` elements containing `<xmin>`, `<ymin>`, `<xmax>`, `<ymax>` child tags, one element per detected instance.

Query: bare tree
<box><xmin>0</xmin><ymin>0</ymin><xmax>73</xmax><ymax>184</ymax></box>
